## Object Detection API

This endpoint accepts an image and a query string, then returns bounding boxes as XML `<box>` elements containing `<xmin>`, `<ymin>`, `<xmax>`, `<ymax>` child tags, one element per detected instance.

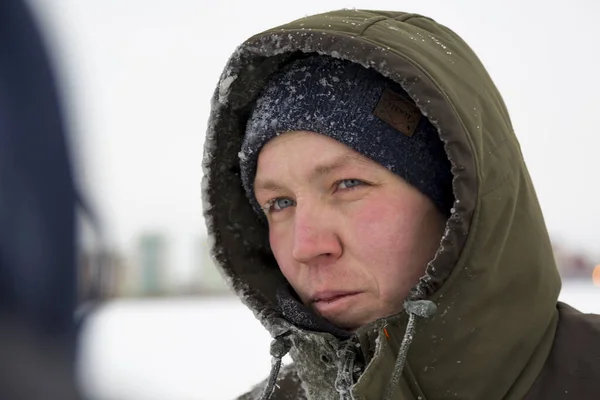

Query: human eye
<box><xmin>337</xmin><ymin>179</ymin><xmax>365</xmax><ymax>190</ymax></box>
<box><xmin>263</xmin><ymin>197</ymin><xmax>295</xmax><ymax>213</ymax></box>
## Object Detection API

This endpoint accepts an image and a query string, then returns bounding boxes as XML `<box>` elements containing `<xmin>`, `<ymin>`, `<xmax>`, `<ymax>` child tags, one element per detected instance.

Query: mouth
<box><xmin>312</xmin><ymin>291</ymin><xmax>360</xmax><ymax>303</ymax></box>
<box><xmin>311</xmin><ymin>291</ymin><xmax>362</xmax><ymax>315</ymax></box>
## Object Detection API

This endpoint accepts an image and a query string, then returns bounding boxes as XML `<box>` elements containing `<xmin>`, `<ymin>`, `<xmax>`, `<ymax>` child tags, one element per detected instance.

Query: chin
<box><xmin>336</xmin><ymin>309</ymin><xmax>401</xmax><ymax>331</ymax></box>
<box><xmin>327</xmin><ymin>313</ymin><xmax>372</xmax><ymax>331</ymax></box>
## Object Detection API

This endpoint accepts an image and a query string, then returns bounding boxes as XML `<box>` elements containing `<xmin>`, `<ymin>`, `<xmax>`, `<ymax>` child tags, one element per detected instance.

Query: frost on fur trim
<box><xmin>218</xmin><ymin>72</ymin><xmax>237</xmax><ymax>105</ymax></box>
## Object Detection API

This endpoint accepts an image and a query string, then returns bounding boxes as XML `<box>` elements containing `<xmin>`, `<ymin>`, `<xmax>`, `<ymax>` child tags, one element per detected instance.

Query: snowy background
<box><xmin>23</xmin><ymin>0</ymin><xmax>600</xmax><ymax>399</ymax></box>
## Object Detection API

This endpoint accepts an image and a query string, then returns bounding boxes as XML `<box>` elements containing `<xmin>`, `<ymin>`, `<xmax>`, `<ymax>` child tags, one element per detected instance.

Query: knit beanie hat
<box><xmin>240</xmin><ymin>55</ymin><xmax>453</xmax><ymax>216</ymax></box>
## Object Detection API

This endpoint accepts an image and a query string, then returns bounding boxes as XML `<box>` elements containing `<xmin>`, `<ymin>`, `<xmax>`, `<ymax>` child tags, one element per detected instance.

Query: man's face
<box><xmin>254</xmin><ymin>131</ymin><xmax>446</xmax><ymax>330</ymax></box>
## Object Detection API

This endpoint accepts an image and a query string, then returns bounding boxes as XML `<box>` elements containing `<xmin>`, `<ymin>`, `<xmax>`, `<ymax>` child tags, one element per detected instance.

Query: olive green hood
<box><xmin>202</xmin><ymin>9</ymin><xmax>561</xmax><ymax>399</ymax></box>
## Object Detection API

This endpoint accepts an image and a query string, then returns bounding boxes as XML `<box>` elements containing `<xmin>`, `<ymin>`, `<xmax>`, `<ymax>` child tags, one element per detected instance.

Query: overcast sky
<box><xmin>30</xmin><ymin>0</ymin><xmax>599</xmax><ymax>283</ymax></box>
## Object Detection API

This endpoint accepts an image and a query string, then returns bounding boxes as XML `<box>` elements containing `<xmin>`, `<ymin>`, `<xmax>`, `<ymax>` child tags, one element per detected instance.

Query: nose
<box><xmin>291</xmin><ymin>204</ymin><xmax>342</xmax><ymax>265</ymax></box>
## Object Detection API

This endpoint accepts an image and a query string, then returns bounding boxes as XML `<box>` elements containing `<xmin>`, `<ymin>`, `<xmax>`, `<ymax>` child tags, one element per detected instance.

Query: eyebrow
<box><xmin>254</xmin><ymin>153</ymin><xmax>369</xmax><ymax>193</ymax></box>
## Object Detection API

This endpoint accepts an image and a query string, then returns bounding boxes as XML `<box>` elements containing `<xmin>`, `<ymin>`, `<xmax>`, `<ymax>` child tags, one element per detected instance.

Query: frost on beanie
<box><xmin>240</xmin><ymin>55</ymin><xmax>454</xmax><ymax>216</ymax></box>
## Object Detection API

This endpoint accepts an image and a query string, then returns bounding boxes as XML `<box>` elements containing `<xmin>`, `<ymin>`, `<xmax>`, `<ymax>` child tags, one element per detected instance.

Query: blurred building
<box><xmin>80</xmin><ymin>232</ymin><xmax>234</xmax><ymax>298</ymax></box>
<box><xmin>136</xmin><ymin>232</ymin><xmax>168</xmax><ymax>296</ymax></box>
<box><xmin>78</xmin><ymin>249</ymin><xmax>128</xmax><ymax>301</ymax></box>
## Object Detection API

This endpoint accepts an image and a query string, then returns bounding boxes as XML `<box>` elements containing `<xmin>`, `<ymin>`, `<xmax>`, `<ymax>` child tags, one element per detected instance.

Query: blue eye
<box><xmin>338</xmin><ymin>179</ymin><xmax>363</xmax><ymax>189</ymax></box>
<box><xmin>269</xmin><ymin>198</ymin><xmax>294</xmax><ymax>211</ymax></box>
<box><xmin>274</xmin><ymin>198</ymin><xmax>294</xmax><ymax>210</ymax></box>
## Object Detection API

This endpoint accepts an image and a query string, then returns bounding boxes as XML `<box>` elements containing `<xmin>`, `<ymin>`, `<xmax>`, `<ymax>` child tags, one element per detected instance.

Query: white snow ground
<box><xmin>78</xmin><ymin>281</ymin><xmax>600</xmax><ymax>400</ymax></box>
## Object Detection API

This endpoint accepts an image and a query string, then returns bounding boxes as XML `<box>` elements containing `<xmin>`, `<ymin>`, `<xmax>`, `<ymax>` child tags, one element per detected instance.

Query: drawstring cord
<box><xmin>383</xmin><ymin>300</ymin><xmax>437</xmax><ymax>400</ymax></box>
<box><xmin>260</xmin><ymin>335</ymin><xmax>292</xmax><ymax>400</ymax></box>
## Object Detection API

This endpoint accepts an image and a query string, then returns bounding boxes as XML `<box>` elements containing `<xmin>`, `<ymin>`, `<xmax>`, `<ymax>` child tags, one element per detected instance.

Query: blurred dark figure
<box><xmin>0</xmin><ymin>0</ymin><xmax>83</xmax><ymax>398</ymax></box>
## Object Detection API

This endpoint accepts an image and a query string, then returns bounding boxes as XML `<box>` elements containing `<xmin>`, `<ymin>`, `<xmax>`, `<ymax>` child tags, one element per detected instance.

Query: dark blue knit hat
<box><xmin>240</xmin><ymin>55</ymin><xmax>453</xmax><ymax>216</ymax></box>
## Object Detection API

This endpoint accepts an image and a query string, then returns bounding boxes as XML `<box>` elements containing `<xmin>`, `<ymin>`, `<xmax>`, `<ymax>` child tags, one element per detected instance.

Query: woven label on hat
<box><xmin>373</xmin><ymin>88</ymin><xmax>422</xmax><ymax>136</ymax></box>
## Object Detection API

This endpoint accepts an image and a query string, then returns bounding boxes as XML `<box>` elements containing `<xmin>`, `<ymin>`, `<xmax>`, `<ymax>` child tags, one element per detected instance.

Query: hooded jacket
<box><xmin>202</xmin><ymin>9</ymin><xmax>600</xmax><ymax>400</ymax></box>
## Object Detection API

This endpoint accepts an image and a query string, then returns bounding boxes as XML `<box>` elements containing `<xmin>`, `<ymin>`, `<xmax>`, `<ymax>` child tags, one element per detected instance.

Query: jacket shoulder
<box><xmin>236</xmin><ymin>363</ymin><xmax>306</xmax><ymax>400</ymax></box>
<box><xmin>525</xmin><ymin>302</ymin><xmax>600</xmax><ymax>399</ymax></box>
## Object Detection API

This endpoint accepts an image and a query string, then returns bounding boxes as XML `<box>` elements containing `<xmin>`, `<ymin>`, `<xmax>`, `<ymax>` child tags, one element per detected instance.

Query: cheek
<box><xmin>269</xmin><ymin>225</ymin><xmax>288</xmax><ymax>265</ymax></box>
<box><xmin>269</xmin><ymin>225</ymin><xmax>297</xmax><ymax>280</ymax></box>
<box><xmin>350</xmin><ymin>198</ymin><xmax>413</xmax><ymax>252</ymax></box>
<box><xmin>269</xmin><ymin>226</ymin><xmax>311</xmax><ymax>303</ymax></box>
<box><xmin>346</xmin><ymin>197</ymin><xmax>423</xmax><ymax>291</ymax></box>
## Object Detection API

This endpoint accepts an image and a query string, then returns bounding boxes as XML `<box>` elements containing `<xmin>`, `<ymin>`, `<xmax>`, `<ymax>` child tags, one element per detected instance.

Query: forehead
<box><xmin>257</xmin><ymin>131</ymin><xmax>374</xmax><ymax>172</ymax></box>
<box><xmin>254</xmin><ymin>131</ymin><xmax>385</xmax><ymax>192</ymax></box>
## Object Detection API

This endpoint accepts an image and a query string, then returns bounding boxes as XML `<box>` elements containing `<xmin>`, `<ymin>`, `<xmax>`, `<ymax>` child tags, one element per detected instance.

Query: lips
<box><xmin>312</xmin><ymin>291</ymin><xmax>362</xmax><ymax>311</ymax></box>
<box><xmin>311</xmin><ymin>291</ymin><xmax>362</xmax><ymax>318</ymax></box>
<box><xmin>312</xmin><ymin>291</ymin><xmax>360</xmax><ymax>303</ymax></box>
